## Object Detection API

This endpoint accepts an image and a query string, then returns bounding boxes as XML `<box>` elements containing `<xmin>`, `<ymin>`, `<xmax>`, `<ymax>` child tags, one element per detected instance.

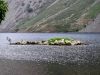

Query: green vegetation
<box><xmin>47</xmin><ymin>37</ymin><xmax>74</xmax><ymax>43</ymax></box>
<box><xmin>16</xmin><ymin>0</ymin><xmax>100</xmax><ymax>32</ymax></box>
<box><xmin>85</xmin><ymin>2</ymin><xmax>100</xmax><ymax>19</ymax></box>
<box><xmin>41</xmin><ymin>0</ymin><xmax>95</xmax><ymax>32</ymax></box>
<box><xmin>27</xmin><ymin>8</ymin><xmax>33</xmax><ymax>13</ymax></box>
<box><xmin>26</xmin><ymin>4</ymin><xmax>33</xmax><ymax>13</ymax></box>
<box><xmin>0</xmin><ymin>0</ymin><xmax>8</xmax><ymax>24</ymax></box>
<box><xmin>38</xmin><ymin>0</ymin><xmax>54</xmax><ymax>14</ymax></box>
<box><xmin>17</xmin><ymin>0</ymin><xmax>78</xmax><ymax>29</ymax></box>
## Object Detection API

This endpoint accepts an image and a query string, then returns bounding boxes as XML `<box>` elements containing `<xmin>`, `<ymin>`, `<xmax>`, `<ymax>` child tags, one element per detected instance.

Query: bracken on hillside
<box><xmin>0</xmin><ymin>0</ymin><xmax>100</xmax><ymax>32</ymax></box>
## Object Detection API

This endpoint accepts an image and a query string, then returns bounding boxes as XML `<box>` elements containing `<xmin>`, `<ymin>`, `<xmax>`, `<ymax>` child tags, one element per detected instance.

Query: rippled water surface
<box><xmin>0</xmin><ymin>33</ymin><xmax>100</xmax><ymax>75</ymax></box>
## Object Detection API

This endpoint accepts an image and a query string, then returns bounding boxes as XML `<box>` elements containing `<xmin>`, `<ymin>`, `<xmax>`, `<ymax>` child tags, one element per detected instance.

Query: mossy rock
<box><xmin>47</xmin><ymin>38</ymin><xmax>74</xmax><ymax>44</ymax></box>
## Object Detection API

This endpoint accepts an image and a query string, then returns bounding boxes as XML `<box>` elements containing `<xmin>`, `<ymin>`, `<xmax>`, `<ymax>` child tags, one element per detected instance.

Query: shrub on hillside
<box><xmin>27</xmin><ymin>8</ymin><xmax>33</xmax><ymax>13</ymax></box>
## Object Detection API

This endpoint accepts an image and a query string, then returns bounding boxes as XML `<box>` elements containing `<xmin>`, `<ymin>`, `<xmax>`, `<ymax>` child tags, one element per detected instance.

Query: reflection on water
<box><xmin>0</xmin><ymin>33</ymin><xmax>100</xmax><ymax>75</ymax></box>
<box><xmin>46</xmin><ymin>63</ymin><xmax>100</xmax><ymax>75</ymax></box>
<box><xmin>0</xmin><ymin>59</ymin><xmax>100</xmax><ymax>75</ymax></box>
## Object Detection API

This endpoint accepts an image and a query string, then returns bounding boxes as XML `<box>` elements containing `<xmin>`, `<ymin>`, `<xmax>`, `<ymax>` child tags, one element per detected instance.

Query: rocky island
<box><xmin>9</xmin><ymin>38</ymin><xmax>87</xmax><ymax>46</ymax></box>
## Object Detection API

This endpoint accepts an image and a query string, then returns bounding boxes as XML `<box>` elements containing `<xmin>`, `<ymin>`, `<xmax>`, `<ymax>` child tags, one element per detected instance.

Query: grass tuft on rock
<box><xmin>47</xmin><ymin>38</ymin><xmax>74</xmax><ymax>43</ymax></box>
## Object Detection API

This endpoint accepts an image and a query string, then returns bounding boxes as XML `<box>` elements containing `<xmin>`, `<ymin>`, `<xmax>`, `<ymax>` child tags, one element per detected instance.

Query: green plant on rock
<box><xmin>47</xmin><ymin>38</ymin><xmax>74</xmax><ymax>43</ymax></box>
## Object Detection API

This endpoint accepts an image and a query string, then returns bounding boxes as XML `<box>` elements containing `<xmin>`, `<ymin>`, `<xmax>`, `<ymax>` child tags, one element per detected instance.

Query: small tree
<box><xmin>0</xmin><ymin>0</ymin><xmax>8</xmax><ymax>24</ymax></box>
<box><xmin>27</xmin><ymin>8</ymin><xmax>33</xmax><ymax>13</ymax></box>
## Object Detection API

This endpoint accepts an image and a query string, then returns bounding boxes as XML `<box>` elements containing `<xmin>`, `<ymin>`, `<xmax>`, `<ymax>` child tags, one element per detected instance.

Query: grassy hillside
<box><xmin>16</xmin><ymin>0</ymin><xmax>100</xmax><ymax>32</ymax></box>
<box><xmin>85</xmin><ymin>2</ymin><xmax>100</xmax><ymax>19</ymax></box>
<box><xmin>17</xmin><ymin>0</ymin><xmax>77</xmax><ymax>28</ymax></box>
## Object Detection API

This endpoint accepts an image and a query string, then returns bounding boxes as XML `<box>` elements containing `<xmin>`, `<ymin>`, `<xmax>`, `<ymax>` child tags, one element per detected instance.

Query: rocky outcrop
<box><xmin>10</xmin><ymin>38</ymin><xmax>87</xmax><ymax>46</ymax></box>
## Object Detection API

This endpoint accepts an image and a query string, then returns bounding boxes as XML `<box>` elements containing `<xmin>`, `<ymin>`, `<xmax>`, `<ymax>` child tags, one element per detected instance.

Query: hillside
<box><xmin>0</xmin><ymin>0</ymin><xmax>100</xmax><ymax>32</ymax></box>
<box><xmin>79</xmin><ymin>14</ymin><xmax>100</xmax><ymax>32</ymax></box>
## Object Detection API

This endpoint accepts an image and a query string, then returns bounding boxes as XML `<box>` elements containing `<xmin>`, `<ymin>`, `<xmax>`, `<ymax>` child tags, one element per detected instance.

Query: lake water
<box><xmin>0</xmin><ymin>33</ymin><xmax>100</xmax><ymax>75</ymax></box>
